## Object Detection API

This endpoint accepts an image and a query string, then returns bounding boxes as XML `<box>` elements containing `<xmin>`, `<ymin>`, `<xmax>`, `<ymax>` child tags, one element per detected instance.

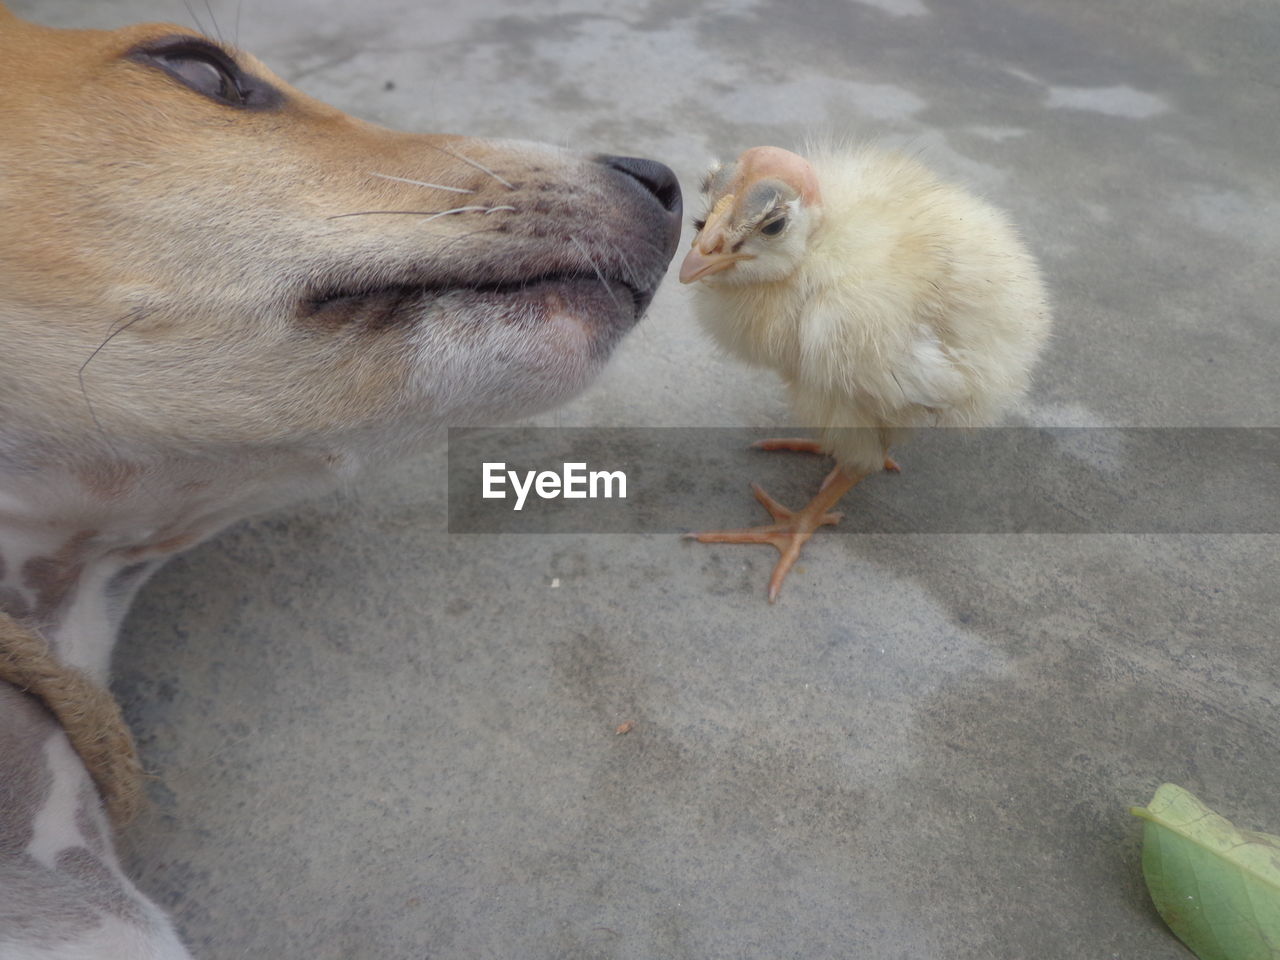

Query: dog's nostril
<box><xmin>599</xmin><ymin>155</ymin><xmax>683</xmax><ymax>213</ymax></box>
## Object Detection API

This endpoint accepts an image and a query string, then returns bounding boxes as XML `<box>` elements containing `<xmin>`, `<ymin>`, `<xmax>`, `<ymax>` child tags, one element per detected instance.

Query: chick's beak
<box><xmin>679</xmin><ymin>243</ymin><xmax>739</xmax><ymax>284</ymax></box>
<box><xmin>679</xmin><ymin>195</ymin><xmax>744</xmax><ymax>284</ymax></box>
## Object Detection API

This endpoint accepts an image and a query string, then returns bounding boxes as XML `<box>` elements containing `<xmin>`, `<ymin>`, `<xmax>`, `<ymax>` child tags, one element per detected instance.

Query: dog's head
<box><xmin>0</xmin><ymin>7</ymin><xmax>680</xmax><ymax>472</ymax></box>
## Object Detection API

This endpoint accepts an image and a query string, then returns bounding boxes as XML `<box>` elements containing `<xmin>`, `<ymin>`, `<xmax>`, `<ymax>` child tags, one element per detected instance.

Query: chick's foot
<box><xmin>686</xmin><ymin>466</ymin><xmax>868</xmax><ymax>603</ymax></box>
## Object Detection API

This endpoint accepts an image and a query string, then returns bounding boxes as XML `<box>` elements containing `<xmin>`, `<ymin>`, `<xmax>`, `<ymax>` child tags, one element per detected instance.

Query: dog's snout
<box><xmin>599</xmin><ymin>155</ymin><xmax>683</xmax><ymax>214</ymax></box>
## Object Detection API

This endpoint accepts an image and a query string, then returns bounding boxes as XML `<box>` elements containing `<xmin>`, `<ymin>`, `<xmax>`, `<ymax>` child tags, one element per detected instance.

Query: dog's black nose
<box><xmin>598</xmin><ymin>155</ymin><xmax>682</xmax><ymax>214</ymax></box>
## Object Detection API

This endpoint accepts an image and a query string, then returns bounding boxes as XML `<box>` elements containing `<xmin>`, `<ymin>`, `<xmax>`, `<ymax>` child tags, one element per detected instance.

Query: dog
<box><xmin>0</xmin><ymin>5</ymin><xmax>681</xmax><ymax>956</ymax></box>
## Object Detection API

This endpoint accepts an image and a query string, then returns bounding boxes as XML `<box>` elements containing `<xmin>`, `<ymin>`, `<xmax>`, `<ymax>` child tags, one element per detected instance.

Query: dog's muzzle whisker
<box><xmin>426</xmin><ymin>144</ymin><xmax>515</xmax><ymax>190</ymax></box>
<box><xmin>327</xmin><ymin>205</ymin><xmax>516</xmax><ymax>221</ymax></box>
<box><xmin>602</xmin><ymin>238</ymin><xmax>646</xmax><ymax>292</ymax></box>
<box><xmin>569</xmin><ymin>235</ymin><xmax>624</xmax><ymax>314</ymax></box>
<box><xmin>367</xmin><ymin>171</ymin><xmax>476</xmax><ymax>195</ymax></box>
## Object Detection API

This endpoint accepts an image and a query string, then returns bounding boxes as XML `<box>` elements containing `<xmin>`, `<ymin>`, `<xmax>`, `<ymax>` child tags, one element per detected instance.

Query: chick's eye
<box><xmin>692</xmin><ymin>217</ymin><xmax>707</xmax><ymax>232</ymax></box>
<box><xmin>761</xmin><ymin>217</ymin><xmax>787</xmax><ymax>237</ymax></box>
<box><xmin>154</xmin><ymin>50</ymin><xmax>243</xmax><ymax>104</ymax></box>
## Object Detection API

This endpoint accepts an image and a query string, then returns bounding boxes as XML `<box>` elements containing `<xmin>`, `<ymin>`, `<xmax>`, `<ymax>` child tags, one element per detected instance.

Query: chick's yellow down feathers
<box><xmin>682</xmin><ymin>145</ymin><xmax>1051</xmax><ymax>600</ymax></box>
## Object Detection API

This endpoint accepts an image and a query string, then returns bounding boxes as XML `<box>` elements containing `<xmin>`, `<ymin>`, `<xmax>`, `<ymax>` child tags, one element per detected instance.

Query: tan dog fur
<box><xmin>0</xmin><ymin>5</ymin><xmax>679</xmax><ymax>956</ymax></box>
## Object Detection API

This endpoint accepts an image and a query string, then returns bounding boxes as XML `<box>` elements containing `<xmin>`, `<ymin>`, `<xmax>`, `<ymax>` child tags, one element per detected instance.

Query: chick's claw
<box><xmin>748</xmin><ymin>482</ymin><xmax>843</xmax><ymax>527</ymax></box>
<box><xmin>686</xmin><ymin>468</ymin><xmax>868</xmax><ymax>603</ymax></box>
<box><xmin>685</xmin><ymin>484</ymin><xmax>843</xmax><ymax>548</ymax></box>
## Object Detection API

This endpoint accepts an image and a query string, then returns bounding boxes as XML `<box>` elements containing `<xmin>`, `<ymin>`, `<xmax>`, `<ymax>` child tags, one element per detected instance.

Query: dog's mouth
<box><xmin>298</xmin><ymin>269</ymin><xmax>648</xmax><ymax>334</ymax></box>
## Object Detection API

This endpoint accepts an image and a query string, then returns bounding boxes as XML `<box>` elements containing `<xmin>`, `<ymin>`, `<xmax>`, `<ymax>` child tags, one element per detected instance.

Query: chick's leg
<box><xmin>751</xmin><ymin>438</ymin><xmax>900</xmax><ymax>476</ymax></box>
<box><xmin>686</xmin><ymin>465</ymin><xmax>869</xmax><ymax>603</ymax></box>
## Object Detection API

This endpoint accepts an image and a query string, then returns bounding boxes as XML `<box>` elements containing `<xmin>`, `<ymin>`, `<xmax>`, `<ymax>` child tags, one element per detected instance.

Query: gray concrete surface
<box><xmin>12</xmin><ymin>0</ymin><xmax>1280</xmax><ymax>956</ymax></box>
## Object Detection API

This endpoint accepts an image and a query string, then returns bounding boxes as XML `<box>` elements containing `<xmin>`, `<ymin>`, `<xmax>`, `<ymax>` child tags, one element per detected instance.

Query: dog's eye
<box><xmin>153</xmin><ymin>49</ymin><xmax>243</xmax><ymax>104</ymax></box>
<box><xmin>130</xmin><ymin>37</ymin><xmax>281</xmax><ymax>110</ymax></box>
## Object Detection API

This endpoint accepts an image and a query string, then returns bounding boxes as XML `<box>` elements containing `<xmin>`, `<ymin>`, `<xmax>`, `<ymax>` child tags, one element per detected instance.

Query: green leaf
<box><xmin>1131</xmin><ymin>783</ymin><xmax>1280</xmax><ymax>960</ymax></box>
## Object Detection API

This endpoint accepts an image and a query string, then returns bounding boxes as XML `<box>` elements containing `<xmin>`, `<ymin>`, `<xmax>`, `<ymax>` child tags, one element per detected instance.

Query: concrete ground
<box><xmin>13</xmin><ymin>0</ymin><xmax>1279</xmax><ymax>957</ymax></box>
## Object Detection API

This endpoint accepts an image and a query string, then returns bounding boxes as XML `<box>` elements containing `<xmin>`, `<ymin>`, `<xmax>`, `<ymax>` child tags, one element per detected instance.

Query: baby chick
<box><xmin>681</xmin><ymin>145</ymin><xmax>1050</xmax><ymax>602</ymax></box>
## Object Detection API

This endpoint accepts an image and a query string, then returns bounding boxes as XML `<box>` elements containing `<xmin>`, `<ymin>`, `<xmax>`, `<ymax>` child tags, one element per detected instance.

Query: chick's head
<box><xmin>680</xmin><ymin>146</ymin><xmax>821</xmax><ymax>287</ymax></box>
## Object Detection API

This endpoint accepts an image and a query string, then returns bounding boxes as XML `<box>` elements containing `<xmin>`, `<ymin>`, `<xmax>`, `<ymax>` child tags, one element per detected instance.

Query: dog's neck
<box><xmin>0</xmin><ymin>524</ymin><xmax>138</xmax><ymax>682</ymax></box>
<box><xmin>0</xmin><ymin>445</ymin><xmax>350</xmax><ymax>681</ymax></box>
